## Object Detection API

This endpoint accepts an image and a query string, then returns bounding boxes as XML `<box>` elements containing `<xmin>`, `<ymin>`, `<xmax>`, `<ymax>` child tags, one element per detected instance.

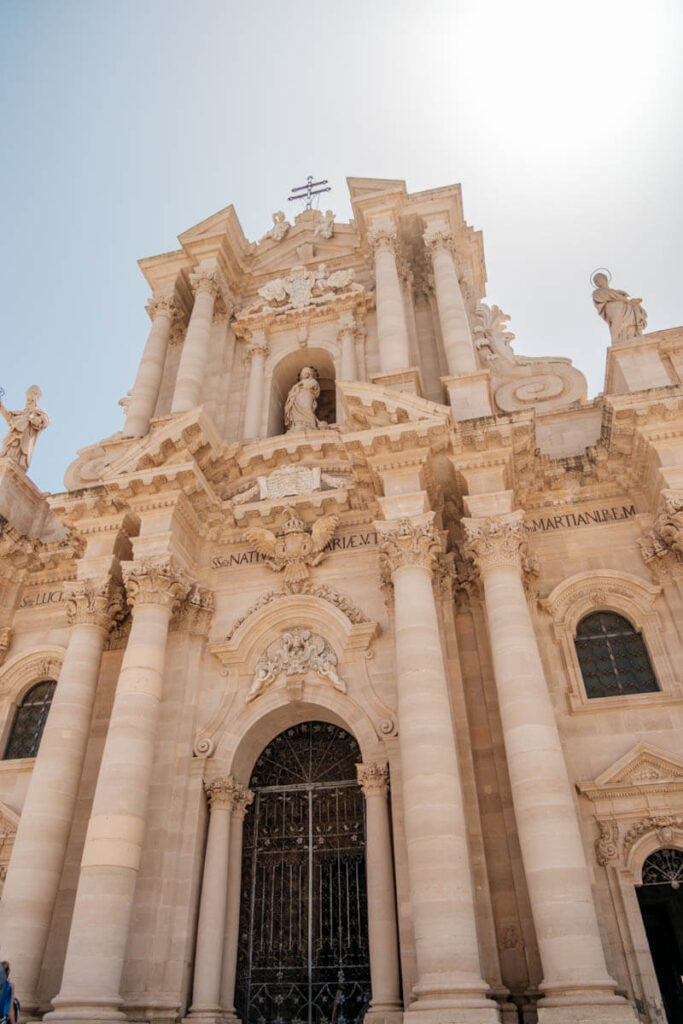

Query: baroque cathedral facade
<box><xmin>0</xmin><ymin>177</ymin><xmax>682</xmax><ymax>1024</ymax></box>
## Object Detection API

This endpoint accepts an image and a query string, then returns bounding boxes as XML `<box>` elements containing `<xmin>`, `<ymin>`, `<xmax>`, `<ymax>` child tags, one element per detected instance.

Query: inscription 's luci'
<box><xmin>20</xmin><ymin>589</ymin><xmax>64</xmax><ymax>608</ymax></box>
<box><xmin>211</xmin><ymin>530</ymin><xmax>378</xmax><ymax>570</ymax></box>
<box><xmin>525</xmin><ymin>504</ymin><xmax>637</xmax><ymax>533</ymax></box>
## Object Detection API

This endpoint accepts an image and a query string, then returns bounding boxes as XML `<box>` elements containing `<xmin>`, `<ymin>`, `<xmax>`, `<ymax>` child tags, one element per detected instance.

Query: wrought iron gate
<box><xmin>235</xmin><ymin>723</ymin><xmax>371</xmax><ymax>1024</ymax></box>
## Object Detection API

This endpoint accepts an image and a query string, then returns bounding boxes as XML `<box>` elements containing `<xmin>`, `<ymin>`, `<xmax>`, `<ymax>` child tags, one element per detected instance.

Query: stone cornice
<box><xmin>233</xmin><ymin>288</ymin><xmax>373</xmax><ymax>339</ymax></box>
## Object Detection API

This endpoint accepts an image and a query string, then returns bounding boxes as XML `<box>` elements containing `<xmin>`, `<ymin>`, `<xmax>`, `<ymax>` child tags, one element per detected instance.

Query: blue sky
<box><xmin>2</xmin><ymin>0</ymin><xmax>682</xmax><ymax>493</ymax></box>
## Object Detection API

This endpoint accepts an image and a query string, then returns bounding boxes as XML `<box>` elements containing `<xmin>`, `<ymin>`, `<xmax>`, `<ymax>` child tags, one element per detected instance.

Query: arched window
<box><xmin>4</xmin><ymin>680</ymin><xmax>56</xmax><ymax>759</ymax></box>
<box><xmin>575</xmin><ymin>612</ymin><xmax>658</xmax><ymax>699</ymax></box>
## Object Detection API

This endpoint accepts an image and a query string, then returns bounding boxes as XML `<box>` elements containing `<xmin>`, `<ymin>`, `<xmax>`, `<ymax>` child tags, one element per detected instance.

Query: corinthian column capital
<box><xmin>357</xmin><ymin>761</ymin><xmax>389</xmax><ymax>798</ymax></box>
<box><xmin>244</xmin><ymin>338</ymin><xmax>270</xmax><ymax>363</ymax></box>
<box><xmin>172</xmin><ymin>584</ymin><xmax>215</xmax><ymax>636</ymax></box>
<box><xmin>189</xmin><ymin>268</ymin><xmax>220</xmax><ymax>299</ymax></box>
<box><xmin>145</xmin><ymin>295</ymin><xmax>180</xmax><ymax>322</ymax></box>
<box><xmin>423</xmin><ymin>228</ymin><xmax>455</xmax><ymax>259</ymax></box>
<box><xmin>65</xmin><ymin>577</ymin><xmax>127</xmax><ymax>631</ymax></box>
<box><xmin>368</xmin><ymin>225</ymin><xmax>399</xmax><ymax>255</ymax></box>
<box><xmin>232</xmin><ymin>785</ymin><xmax>255</xmax><ymax>819</ymax></box>
<box><xmin>377</xmin><ymin>516</ymin><xmax>441</xmax><ymax>580</ymax></box>
<box><xmin>462</xmin><ymin>511</ymin><xmax>526</xmax><ymax>574</ymax></box>
<box><xmin>204</xmin><ymin>775</ymin><xmax>249</xmax><ymax>813</ymax></box>
<box><xmin>122</xmin><ymin>559</ymin><xmax>191</xmax><ymax>614</ymax></box>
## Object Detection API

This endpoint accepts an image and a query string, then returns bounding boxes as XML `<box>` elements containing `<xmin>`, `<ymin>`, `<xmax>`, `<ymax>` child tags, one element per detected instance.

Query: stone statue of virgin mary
<box><xmin>284</xmin><ymin>366</ymin><xmax>325</xmax><ymax>432</ymax></box>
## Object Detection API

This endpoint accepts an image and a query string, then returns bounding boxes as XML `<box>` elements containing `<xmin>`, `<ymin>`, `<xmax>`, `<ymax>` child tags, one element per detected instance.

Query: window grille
<box><xmin>4</xmin><ymin>680</ymin><xmax>56</xmax><ymax>759</ymax></box>
<box><xmin>641</xmin><ymin>848</ymin><xmax>683</xmax><ymax>888</ymax></box>
<box><xmin>575</xmin><ymin>612</ymin><xmax>658</xmax><ymax>699</ymax></box>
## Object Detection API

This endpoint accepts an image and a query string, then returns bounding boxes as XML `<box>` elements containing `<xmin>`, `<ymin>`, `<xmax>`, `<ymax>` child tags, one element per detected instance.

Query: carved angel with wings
<box><xmin>244</xmin><ymin>507</ymin><xmax>339</xmax><ymax>588</ymax></box>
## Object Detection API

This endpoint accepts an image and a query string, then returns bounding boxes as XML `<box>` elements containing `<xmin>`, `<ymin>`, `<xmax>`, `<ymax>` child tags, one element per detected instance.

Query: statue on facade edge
<box><xmin>591</xmin><ymin>270</ymin><xmax>647</xmax><ymax>344</ymax></box>
<box><xmin>0</xmin><ymin>385</ymin><xmax>49</xmax><ymax>471</ymax></box>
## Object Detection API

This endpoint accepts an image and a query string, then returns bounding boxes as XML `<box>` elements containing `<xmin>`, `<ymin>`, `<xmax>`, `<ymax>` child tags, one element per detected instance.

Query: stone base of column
<box><xmin>442</xmin><ymin>370</ymin><xmax>493</xmax><ymax>420</ymax></box>
<box><xmin>537</xmin><ymin>990</ymin><xmax>640</xmax><ymax>1024</ymax></box>
<box><xmin>182</xmin><ymin>1011</ymin><xmax>224</xmax><ymax>1024</ymax></box>
<box><xmin>404</xmin><ymin>1001</ymin><xmax>500</xmax><ymax>1024</ymax></box>
<box><xmin>44</xmin><ymin>1000</ymin><xmax>126</xmax><ymax>1023</ymax></box>
<box><xmin>365</xmin><ymin>1003</ymin><xmax>403</xmax><ymax>1024</ymax></box>
<box><xmin>371</xmin><ymin>367</ymin><xmax>423</xmax><ymax>396</ymax></box>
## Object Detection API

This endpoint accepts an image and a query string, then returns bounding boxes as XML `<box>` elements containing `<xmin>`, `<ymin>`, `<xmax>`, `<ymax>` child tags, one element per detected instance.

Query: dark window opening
<box><xmin>575</xmin><ymin>611</ymin><xmax>658</xmax><ymax>699</ymax></box>
<box><xmin>4</xmin><ymin>680</ymin><xmax>56</xmax><ymax>759</ymax></box>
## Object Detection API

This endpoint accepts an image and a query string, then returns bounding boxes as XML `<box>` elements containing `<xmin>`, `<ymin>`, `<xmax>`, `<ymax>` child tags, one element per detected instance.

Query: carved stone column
<box><xmin>463</xmin><ymin>512</ymin><xmax>638</xmax><ymax>1023</ymax></box>
<box><xmin>189</xmin><ymin>777</ymin><xmax>250</xmax><ymax>1021</ymax></box>
<box><xmin>0</xmin><ymin>577</ymin><xmax>125</xmax><ymax>1016</ymax></box>
<box><xmin>368</xmin><ymin>228</ymin><xmax>411</xmax><ymax>374</ymax></box>
<box><xmin>377</xmin><ymin>516</ymin><xmax>497</xmax><ymax>1022</ymax></box>
<box><xmin>48</xmin><ymin>560</ymin><xmax>190</xmax><ymax>1024</ymax></box>
<box><xmin>424</xmin><ymin>230</ymin><xmax>477</xmax><ymax>375</ymax></box>
<box><xmin>242</xmin><ymin>333</ymin><xmax>269</xmax><ymax>440</ymax></box>
<box><xmin>123</xmin><ymin>296</ymin><xmax>179</xmax><ymax>437</ymax></box>
<box><xmin>338</xmin><ymin>312</ymin><xmax>359</xmax><ymax>380</ymax></box>
<box><xmin>219</xmin><ymin>786</ymin><xmax>254</xmax><ymax>1018</ymax></box>
<box><xmin>171</xmin><ymin>269</ymin><xmax>219</xmax><ymax>414</ymax></box>
<box><xmin>356</xmin><ymin>763</ymin><xmax>402</xmax><ymax>1019</ymax></box>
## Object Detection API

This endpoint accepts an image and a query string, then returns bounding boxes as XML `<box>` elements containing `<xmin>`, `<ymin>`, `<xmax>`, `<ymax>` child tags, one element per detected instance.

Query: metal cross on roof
<box><xmin>288</xmin><ymin>175</ymin><xmax>331</xmax><ymax>210</ymax></box>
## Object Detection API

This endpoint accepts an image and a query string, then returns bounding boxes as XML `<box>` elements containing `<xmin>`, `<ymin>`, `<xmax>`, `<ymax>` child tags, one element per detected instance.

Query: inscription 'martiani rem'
<box><xmin>526</xmin><ymin>504</ymin><xmax>637</xmax><ymax>533</ymax></box>
<box><xmin>211</xmin><ymin>530</ymin><xmax>379</xmax><ymax>569</ymax></box>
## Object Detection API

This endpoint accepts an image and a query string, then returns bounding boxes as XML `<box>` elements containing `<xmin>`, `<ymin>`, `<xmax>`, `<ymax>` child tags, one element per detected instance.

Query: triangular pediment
<box><xmin>578</xmin><ymin>743</ymin><xmax>683</xmax><ymax>800</ymax></box>
<box><xmin>338</xmin><ymin>381</ymin><xmax>449</xmax><ymax>429</ymax></box>
<box><xmin>101</xmin><ymin>409</ymin><xmax>226</xmax><ymax>480</ymax></box>
<box><xmin>178</xmin><ymin>204</ymin><xmax>245</xmax><ymax>244</ymax></box>
<box><xmin>249</xmin><ymin>219</ymin><xmax>361</xmax><ymax>280</ymax></box>
<box><xmin>347</xmin><ymin>176</ymin><xmax>407</xmax><ymax>200</ymax></box>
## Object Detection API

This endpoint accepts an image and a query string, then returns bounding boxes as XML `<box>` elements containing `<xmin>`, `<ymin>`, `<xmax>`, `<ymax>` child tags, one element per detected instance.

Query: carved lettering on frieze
<box><xmin>526</xmin><ymin>504</ymin><xmax>637</xmax><ymax>533</ymax></box>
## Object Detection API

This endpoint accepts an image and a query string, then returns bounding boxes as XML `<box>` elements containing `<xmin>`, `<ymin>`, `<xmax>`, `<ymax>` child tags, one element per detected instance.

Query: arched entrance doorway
<box><xmin>235</xmin><ymin>722</ymin><xmax>371</xmax><ymax>1024</ymax></box>
<box><xmin>636</xmin><ymin>848</ymin><xmax>683</xmax><ymax>1022</ymax></box>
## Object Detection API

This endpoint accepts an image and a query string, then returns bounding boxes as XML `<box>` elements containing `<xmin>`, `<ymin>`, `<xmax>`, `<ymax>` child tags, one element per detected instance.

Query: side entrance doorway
<box><xmin>636</xmin><ymin>848</ymin><xmax>683</xmax><ymax>1023</ymax></box>
<box><xmin>235</xmin><ymin>722</ymin><xmax>372</xmax><ymax>1024</ymax></box>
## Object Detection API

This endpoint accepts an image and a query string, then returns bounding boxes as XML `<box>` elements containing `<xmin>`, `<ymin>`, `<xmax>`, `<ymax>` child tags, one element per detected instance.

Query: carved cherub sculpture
<box><xmin>262</xmin><ymin>210</ymin><xmax>291</xmax><ymax>243</ymax></box>
<box><xmin>244</xmin><ymin>507</ymin><xmax>339</xmax><ymax>587</ymax></box>
<box><xmin>0</xmin><ymin>386</ymin><xmax>49</xmax><ymax>471</ymax></box>
<box><xmin>314</xmin><ymin>209</ymin><xmax>335</xmax><ymax>239</ymax></box>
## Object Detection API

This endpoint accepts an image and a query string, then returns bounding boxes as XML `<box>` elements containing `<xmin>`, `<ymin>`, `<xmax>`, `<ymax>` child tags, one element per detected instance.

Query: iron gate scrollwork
<box><xmin>236</xmin><ymin>722</ymin><xmax>371</xmax><ymax>1024</ymax></box>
